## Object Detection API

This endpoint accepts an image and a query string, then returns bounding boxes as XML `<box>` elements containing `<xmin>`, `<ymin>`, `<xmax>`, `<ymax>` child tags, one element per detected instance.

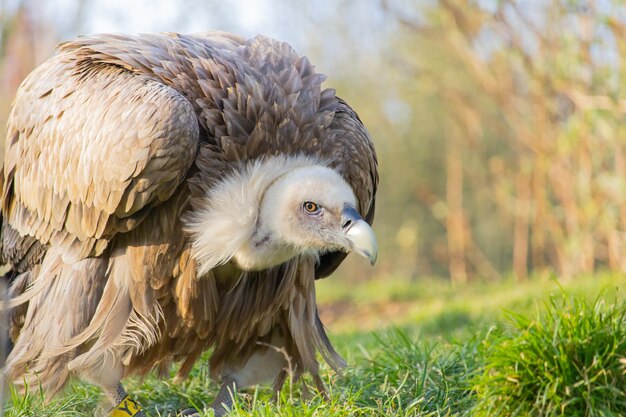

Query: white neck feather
<box><xmin>185</xmin><ymin>155</ymin><xmax>326</xmax><ymax>276</ymax></box>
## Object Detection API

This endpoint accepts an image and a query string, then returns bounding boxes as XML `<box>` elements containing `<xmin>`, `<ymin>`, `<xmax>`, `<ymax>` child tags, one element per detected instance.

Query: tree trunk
<box><xmin>513</xmin><ymin>172</ymin><xmax>529</xmax><ymax>281</ymax></box>
<box><xmin>446</xmin><ymin>145</ymin><xmax>467</xmax><ymax>285</ymax></box>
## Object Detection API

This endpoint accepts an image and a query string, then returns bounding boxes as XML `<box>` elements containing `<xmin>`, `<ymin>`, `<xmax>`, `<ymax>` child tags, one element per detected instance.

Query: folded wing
<box><xmin>2</xmin><ymin>49</ymin><xmax>199</xmax><ymax>264</ymax></box>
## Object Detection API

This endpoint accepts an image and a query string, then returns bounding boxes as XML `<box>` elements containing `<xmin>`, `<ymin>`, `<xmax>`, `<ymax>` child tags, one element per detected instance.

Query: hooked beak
<box><xmin>342</xmin><ymin>205</ymin><xmax>378</xmax><ymax>265</ymax></box>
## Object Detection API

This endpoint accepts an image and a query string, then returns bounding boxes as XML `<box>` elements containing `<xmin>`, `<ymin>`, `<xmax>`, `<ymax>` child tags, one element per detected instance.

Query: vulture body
<box><xmin>0</xmin><ymin>32</ymin><xmax>378</xmax><ymax>415</ymax></box>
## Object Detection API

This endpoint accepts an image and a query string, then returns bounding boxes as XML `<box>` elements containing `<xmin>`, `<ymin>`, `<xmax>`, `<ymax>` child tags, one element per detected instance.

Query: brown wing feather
<box><xmin>2</xmin><ymin>48</ymin><xmax>199</xmax><ymax>264</ymax></box>
<box><xmin>315</xmin><ymin>98</ymin><xmax>379</xmax><ymax>278</ymax></box>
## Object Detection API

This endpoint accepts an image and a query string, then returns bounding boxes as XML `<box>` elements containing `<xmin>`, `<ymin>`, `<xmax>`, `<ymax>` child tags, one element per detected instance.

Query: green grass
<box><xmin>4</xmin><ymin>273</ymin><xmax>626</xmax><ymax>416</ymax></box>
<box><xmin>473</xmin><ymin>292</ymin><xmax>626</xmax><ymax>417</ymax></box>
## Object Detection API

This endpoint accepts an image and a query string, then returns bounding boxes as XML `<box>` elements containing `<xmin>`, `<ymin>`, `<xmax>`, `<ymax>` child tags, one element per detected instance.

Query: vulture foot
<box><xmin>209</xmin><ymin>377</ymin><xmax>237</xmax><ymax>416</ymax></box>
<box><xmin>178</xmin><ymin>378</ymin><xmax>236</xmax><ymax>417</ymax></box>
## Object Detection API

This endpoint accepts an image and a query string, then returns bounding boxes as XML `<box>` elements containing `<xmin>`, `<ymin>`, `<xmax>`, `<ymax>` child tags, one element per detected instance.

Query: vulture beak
<box><xmin>342</xmin><ymin>205</ymin><xmax>378</xmax><ymax>265</ymax></box>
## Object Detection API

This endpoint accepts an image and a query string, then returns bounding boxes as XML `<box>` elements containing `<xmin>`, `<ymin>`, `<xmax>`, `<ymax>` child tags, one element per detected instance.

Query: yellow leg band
<box><xmin>110</xmin><ymin>395</ymin><xmax>142</xmax><ymax>417</ymax></box>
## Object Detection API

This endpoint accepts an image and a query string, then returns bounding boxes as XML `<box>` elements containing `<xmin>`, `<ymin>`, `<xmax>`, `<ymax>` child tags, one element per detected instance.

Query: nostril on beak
<box><xmin>342</xmin><ymin>205</ymin><xmax>362</xmax><ymax>231</ymax></box>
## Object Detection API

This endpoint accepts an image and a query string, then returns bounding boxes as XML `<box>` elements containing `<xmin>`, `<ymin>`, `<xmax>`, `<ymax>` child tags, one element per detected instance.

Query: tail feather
<box><xmin>67</xmin><ymin>284</ymin><xmax>132</xmax><ymax>372</ymax></box>
<box><xmin>0</xmin><ymin>250</ymin><xmax>63</xmax><ymax>310</ymax></box>
<box><xmin>65</xmin><ymin>250</ymin><xmax>162</xmax><ymax>373</ymax></box>
<box><xmin>3</xmin><ymin>251</ymin><xmax>107</xmax><ymax>396</ymax></box>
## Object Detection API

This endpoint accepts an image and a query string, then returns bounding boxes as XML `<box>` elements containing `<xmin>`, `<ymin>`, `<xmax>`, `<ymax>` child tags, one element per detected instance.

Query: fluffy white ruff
<box><xmin>185</xmin><ymin>155</ymin><xmax>335</xmax><ymax>275</ymax></box>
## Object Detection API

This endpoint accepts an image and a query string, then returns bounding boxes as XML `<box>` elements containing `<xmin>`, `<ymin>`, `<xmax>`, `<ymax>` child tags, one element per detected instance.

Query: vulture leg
<box><xmin>104</xmin><ymin>383</ymin><xmax>147</xmax><ymax>417</ymax></box>
<box><xmin>312</xmin><ymin>373</ymin><xmax>330</xmax><ymax>401</ymax></box>
<box><xmin>210</xmin><ymin>377</ymin><xmax>237</xmax><ymax>416</ymax></box>
<box><xmin>272</xmin><ymin>369</ymin><xmax>289</xmax><ymax>402</ymax></box>
<box><xmin>177</xmin><ymin>378</ymin><xmax>237</xmax><ymax>417</ymax></box>
<box><xmin>299</xmin><ymin>373</ymin><xmax>329</xmax><ymax>401</ymax></box>
<box><xmin>79</xmin><ymin>357</ymin><xmax>146</xmax><ymax>416</ymax></box>
<box><xmin>178</xmin><ymin>378</ymin><xmax>237</xmax><ymax>417</ymax></box>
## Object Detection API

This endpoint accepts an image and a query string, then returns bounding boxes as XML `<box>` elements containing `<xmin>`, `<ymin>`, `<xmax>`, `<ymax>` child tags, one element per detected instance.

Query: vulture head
<box><xmin>188</xmin><ymin>157</ymin><xmax>378</xmax><ymax>273</ymax></box>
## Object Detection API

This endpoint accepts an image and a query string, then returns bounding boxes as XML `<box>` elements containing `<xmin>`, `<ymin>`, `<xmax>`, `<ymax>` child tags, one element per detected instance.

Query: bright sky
<box><xmin>11</xmin><ymin>0</ymin><xmax>392</xmax><ymax>77</ymax></box>
<box><xmin>86</xmin><ymin>0</ymin><xmax>271</xmax><ymax>35</ymax></box>
<box><xmin>36</xmin><ymin>0</ymin><xmax>319</xmax><ymax>53</ymax></box>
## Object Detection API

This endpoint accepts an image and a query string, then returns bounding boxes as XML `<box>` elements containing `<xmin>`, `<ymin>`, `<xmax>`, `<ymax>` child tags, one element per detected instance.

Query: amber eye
<box><xmin>303</xmin><ymin>201</ymin><xmax>321</xmax><ymax>214</ymax></box>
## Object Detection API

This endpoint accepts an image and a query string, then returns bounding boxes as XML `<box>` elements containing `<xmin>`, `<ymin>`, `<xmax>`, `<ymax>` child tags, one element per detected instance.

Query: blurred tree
<box><xmin>0</xmin><ymin>0</ymin><xmax>90</xmax><ymax>157</ymax></box>
<box><xmin>374</xmin><ymin>0</ymin><xmax>626</xmax><ymax>281</ymax></box>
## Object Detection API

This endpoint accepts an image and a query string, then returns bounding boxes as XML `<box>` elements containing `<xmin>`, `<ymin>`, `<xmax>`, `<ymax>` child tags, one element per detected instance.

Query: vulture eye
<box><xmin>303</xmin><ymin>201</ymin><xmax>322</xmax><ymax>214</ymax></box>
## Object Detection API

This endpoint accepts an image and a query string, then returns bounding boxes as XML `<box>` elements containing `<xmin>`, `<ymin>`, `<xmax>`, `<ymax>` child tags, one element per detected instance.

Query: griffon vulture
<box><xmin>0</xmin><ymin>32</ymin><xmax>378</xmax><ymax>416</ymax></box>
